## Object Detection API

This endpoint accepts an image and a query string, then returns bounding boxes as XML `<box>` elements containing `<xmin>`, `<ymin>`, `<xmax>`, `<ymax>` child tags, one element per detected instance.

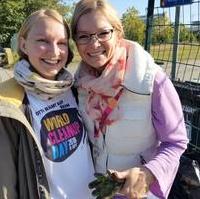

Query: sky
<box><xmin>108</xmin><ymin>0</ymin><xmax>149</xmax><ymax>17</ymax></box>
<box><xmin>67</xmin><ymin>0</ymin><xmax>198</xmax><ymax>23</ymax></box>
<box><xmin>68</xmin><ymin>0</ymin><xmax>150</xmax><ymax>17</ymax></box>
<box><xmin>107</xmin><ymin>0</ymin><xmax>199</xmax><ymax>23</ymax></box>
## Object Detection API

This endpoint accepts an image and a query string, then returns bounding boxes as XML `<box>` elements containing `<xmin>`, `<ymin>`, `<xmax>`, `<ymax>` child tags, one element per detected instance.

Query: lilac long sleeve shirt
<box><xmin>145</xmin><ymin>70</ymin><xmax>189</xmax><ymax>198</ymax></box>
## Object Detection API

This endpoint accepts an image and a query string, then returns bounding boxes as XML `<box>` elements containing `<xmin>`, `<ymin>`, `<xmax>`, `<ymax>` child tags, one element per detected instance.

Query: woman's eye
<box><xmin>78</xmin><ymin>35</ymin><xmax>89</xmax><ymax>39</ymax></box>
<box><xmin>58</xmin><ymin>41</ymin><xmax>67</xmax><ymax>45</ymax></box>
<box><xmin>99</xmin><ymin>31</ymin><xmax>110</xmax><ymax>36</ymax></box>
<box><xmin>36</xmin><ymin>39</ymin><xmax>48</xmax><ymax>43</ymax></box>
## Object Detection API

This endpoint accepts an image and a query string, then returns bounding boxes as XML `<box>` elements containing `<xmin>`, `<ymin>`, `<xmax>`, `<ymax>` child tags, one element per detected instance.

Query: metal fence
<box><xmin>145</xmin><ymin>0</ymin><xmax>200</xmax><ymax>153</ymax></box>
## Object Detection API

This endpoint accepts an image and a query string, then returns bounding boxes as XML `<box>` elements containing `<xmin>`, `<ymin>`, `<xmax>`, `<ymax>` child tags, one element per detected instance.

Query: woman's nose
<box><xmin>49</xmin><ymin>43</ymin><xmax>60</xmax><ymax>56</ymax></box>
<box><xmin>90</xmin><ymin>36</ymin><xmax>101</xmax><ymax>46</ymax></box>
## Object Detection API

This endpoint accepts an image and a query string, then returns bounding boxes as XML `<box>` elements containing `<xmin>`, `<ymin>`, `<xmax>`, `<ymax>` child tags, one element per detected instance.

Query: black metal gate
<box><xmin>145</xmin><ymin>0</ymin><xmax>200</xmax><ymax>153</ymax></box>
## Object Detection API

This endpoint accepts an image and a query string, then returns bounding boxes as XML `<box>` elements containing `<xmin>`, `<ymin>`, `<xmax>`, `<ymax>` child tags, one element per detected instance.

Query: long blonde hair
<box><xmin>71</xmin><ymin>0</ymin><xmax>124</xmax><ymax>40</ymax></box>
<box><xmin>17</xmin><ymin>9</ymin><xmax>73</xmax><ymax>65</ymax></box>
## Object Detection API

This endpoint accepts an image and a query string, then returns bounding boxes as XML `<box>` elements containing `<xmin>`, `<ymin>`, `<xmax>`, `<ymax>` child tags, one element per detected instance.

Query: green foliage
<box><xmin>89</xmin><ymin>171</ymin><xmax>125</xmax><ymax>199</ymax></box>
<box><xmin>121</xmin><ymin>7</ymin><xmax>145</xmax><ymax>45</ymax></box>
<box><xmin>179</xmin><ymin>24</ymin><xmax>197</xmax><ymax>42</ymax></box>
<box><xmin>152</xmin><ymin>13</ymin><xmax>174</xmax><ymax>43</ymax></box>
<box><xmin>151</xmin><ymin>14</ymin><xmax>198</xmax><ymax>44</ymax></box>
<box><xmin>0</xmin><ymin>0</ymin><xmax>25</xmax><ymax>47</ymax></box>
<box><xmin>0</xmin><ymin>0</ymin><xmax>74</xmax><ymax>47</ymax></box>
<box><xmin>194</xmin><ymin>32</ymin><xmax>200</xmax><ymax>42</ymax></box>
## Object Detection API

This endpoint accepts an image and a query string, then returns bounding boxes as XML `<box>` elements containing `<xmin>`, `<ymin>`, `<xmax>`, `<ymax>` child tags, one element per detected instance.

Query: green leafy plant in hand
<box><xmin>89</xmin><ymin>170</ymin><xmax>125</xmax><ymax>199</ymax></box>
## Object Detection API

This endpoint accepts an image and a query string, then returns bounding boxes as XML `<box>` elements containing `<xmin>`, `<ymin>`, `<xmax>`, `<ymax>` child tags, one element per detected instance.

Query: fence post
<box><xmin>171</xmin><ymin>6</ymin><xmax>181</xmax><ymax>81</ymax></box>
<box><xmin>144</xmin><ymin>0</ymin><xmax>155</xmax><ymax>52</ymax></box>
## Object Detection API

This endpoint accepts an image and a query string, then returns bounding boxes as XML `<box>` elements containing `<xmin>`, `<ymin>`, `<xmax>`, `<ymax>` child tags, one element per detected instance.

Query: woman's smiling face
<box><xmin>20</xmin><ymin>17</ymin><xmax>69</xmax><ymax>80</ymax></box>
<box><xmin>76</xmin><ymin>10</ymin><xmax>119</xmax><ymax>71</ymax></box>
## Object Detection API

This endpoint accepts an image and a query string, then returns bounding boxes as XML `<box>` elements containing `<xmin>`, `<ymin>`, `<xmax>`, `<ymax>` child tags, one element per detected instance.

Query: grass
<box><xmin>150</xmin><ymin>43</ymin><xmax>200</xmax><ymax>62</ymax></box>
<box><xmin>69</xmin><ymin>43</ymin><xmax>200</xmax><ymax>66</ymax></box>
<box><xmin>68</xmin><ymin>43</ymin><xmax>200</xmax><ymax>76</ymax></box>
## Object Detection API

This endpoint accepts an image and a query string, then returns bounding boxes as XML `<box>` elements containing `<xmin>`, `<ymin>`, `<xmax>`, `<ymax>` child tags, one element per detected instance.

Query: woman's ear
<box><xmin>19</xmin><ymin>37</ymin><xmax>27</xmax><ymax>55</ymax></box>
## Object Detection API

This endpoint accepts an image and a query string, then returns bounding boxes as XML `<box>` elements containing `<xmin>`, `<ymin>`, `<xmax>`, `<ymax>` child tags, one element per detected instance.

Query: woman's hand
<box><xmin>110</xmin><ymin>167</ymin><xmax>155</xmax><ymax>199</ymax></box>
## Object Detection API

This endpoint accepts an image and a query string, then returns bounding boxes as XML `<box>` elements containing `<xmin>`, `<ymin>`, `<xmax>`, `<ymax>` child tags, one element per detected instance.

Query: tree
<box><xmin>121</xmin><ymin>7</ymin><xmax>145</xmax><ymax>45</ymax></box>
<box><xmin>0</xmin><ymin>0</ymin><xmax>25</xmax><ymax>47</ymax></box>
<box><xmin>179</xmin><ymin>24</ymin><xmax>197</xmax><ymax>42</ymax></box>
<box><xmin>0</xmin><ymin>0</ymin><xmax>74</xmax><ymax>47</ymax></box>
<box><xmin>151</xmin><ymin>13</ymin><xmax>174</xmax><ymax>43</ymax></box>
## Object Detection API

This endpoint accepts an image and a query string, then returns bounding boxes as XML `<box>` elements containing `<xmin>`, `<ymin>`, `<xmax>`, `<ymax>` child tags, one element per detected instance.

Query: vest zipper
<box><xmin>103</xmin><ymin>127</ymin><xmax>109</xmax><ymax>171</ymax></box>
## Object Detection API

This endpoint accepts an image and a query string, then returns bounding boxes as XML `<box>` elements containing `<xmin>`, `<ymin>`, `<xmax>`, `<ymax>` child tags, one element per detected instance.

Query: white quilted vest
<box><xmin>78</xmin><ymin>41</ymin><xmax>161</xmax><ymax>173</ymax></box>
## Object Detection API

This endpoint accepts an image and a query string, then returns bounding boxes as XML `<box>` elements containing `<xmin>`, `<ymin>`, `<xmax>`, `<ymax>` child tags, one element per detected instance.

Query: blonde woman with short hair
<box><xmin>71</xmin><ymin>0</ymin><xmax>188</xmax><ymax>198</ymax></box>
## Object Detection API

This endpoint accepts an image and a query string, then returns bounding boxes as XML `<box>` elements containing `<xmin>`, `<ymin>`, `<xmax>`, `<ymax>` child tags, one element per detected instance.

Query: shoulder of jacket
<box><xmin>122</xmin><ymin>40</ymin><xmax>162</xmax><ymax>95</ymax></box>
<box><xmin>0</xmin><ymin>78</ymin><xmax>25</xmax><ymax>107</ymax></box>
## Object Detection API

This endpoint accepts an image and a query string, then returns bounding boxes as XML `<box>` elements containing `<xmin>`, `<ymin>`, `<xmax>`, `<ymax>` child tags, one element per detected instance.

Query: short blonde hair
<box><xmin>71</xmin><ymin>0</ymin><xmax>124</xmax><ymax>40</ymax></box>
<box><xmin>17</xmin><ymin>9</ymin><xmax>73</xmax><ymax>65</ymax></box>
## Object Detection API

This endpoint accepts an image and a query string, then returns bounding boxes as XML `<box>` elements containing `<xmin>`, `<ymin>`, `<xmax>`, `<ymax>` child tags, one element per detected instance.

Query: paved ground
<box><xmin>158</xmin><ymin>60</ymin><xmax>200</xmax><ymax>83</ymax></box>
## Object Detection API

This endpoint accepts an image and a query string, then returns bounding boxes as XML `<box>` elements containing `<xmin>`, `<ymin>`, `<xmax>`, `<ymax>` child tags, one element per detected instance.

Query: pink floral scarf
<box><xmin>76</xmin><ymin>39</ymin><xmax>129</xmax><ymax>137</ymax></box>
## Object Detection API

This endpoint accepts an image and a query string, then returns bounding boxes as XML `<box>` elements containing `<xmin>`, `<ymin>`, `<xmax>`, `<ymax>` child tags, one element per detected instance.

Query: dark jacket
<box><xmin>0</xmin><ymin>78</ymin><xmax>50</xmax><ymax>199</ymax></box>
